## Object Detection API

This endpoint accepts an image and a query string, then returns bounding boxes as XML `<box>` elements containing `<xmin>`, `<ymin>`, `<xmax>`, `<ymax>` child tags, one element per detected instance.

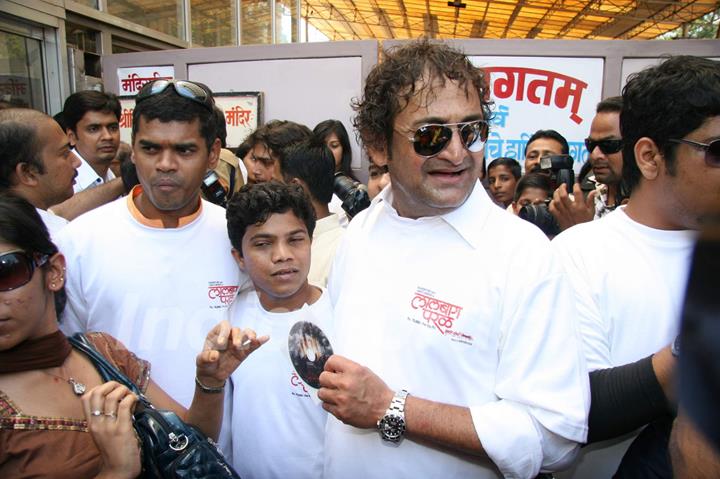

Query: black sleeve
<box><xmin>587</xmin><ymin>354</ymin><xmax>673</xmax><ymax>444</ymax></box>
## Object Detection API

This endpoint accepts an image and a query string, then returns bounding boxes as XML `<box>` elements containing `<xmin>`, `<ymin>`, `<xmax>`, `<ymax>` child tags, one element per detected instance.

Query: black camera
<box><xmin>539</xmin><ymin>154</ymin><xmax>575</xmax><ymax>192</ymax></box>
<box><xmin>519</xmin><ymin>199</ymin><xmax>560</xmax><ymax>237</ymax></box>
<box><xmin>201</xmin><ymin>170</ymin><xmax>227</xmax><ymax>208</ymax></box>
<box><xmin>334</xmin><ymin>172</ymin><xmax>370</xmax><ymax>218</ymax></box>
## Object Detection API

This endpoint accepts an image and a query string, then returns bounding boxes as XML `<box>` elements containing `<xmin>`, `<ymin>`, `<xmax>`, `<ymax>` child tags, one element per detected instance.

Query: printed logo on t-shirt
<box><xmin>207</xmin><ymin>282</ymin><xmax>239</xmax><ymax>309</ymax></box>
<box><xmin>409</xmin><ymin>287</ymin><xmax>473</xmax><ymax>346</ymax></box>
<box><xmin>290</xmin><ymin>371</ymin><xmax>311</xmax><ymax>398</ymax></box>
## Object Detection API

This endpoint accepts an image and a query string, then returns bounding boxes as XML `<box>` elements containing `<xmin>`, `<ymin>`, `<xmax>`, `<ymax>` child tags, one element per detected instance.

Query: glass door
<box><xmin>0</xmin><ymin>21</ymin><xmax>46</xmax><ymax>110</ymax></box>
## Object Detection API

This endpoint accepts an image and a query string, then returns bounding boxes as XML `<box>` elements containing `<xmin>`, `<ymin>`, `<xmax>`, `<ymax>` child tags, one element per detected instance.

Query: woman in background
<box><xmin>313</xmin><ymin>120</ymin><xmax>360</xmax><ymax>226</ymax></box>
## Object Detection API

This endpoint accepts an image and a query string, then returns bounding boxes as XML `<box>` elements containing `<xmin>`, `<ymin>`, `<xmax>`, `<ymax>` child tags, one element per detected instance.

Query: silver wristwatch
<box><xmin>377</xmin><ymin>389</ymin><xmax>409</xmax><ymax>443</ymax></box>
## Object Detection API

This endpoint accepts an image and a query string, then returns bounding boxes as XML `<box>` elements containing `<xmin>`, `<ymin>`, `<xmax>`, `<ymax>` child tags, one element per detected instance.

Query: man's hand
<box><xmin>318</xmin><ymin>355</ymin><xmax>394</xmax><ymax>429</ymax></box>
<box><xmin>549</xmin><ymin>183</ymin><xmax>597</xmax><ymax>232</ymax></box>
<box><xmin>196</xmin><ymin>320</ymin><xmax>269</xmax><ymax>387</ymax></box>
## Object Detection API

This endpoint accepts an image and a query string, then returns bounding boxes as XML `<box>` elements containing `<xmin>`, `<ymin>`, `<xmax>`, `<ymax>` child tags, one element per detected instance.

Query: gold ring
<box><xmin>104</xmin><ymin>411</ymin><xmax>117</xmax><ymax>419</ymax></box>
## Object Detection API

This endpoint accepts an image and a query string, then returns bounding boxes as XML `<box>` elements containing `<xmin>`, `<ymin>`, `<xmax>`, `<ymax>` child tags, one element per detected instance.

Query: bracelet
<box><xmin>195</xmin><ymin>376</ymin><xmax>226</xmax><ymax>394</ymax></box>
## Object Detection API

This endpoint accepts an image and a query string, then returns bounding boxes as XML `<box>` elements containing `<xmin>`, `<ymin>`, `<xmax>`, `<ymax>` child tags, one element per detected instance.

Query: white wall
<box><xmin>189</xmin><ymin>57</ymin><xmax>363</xmax><ymax>168</ymax></box>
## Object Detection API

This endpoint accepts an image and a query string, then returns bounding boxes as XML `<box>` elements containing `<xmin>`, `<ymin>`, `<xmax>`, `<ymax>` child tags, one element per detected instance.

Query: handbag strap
<box><xmin>68</xmin><ymin>333</ymin><xmax>149</xmax><ymax>405</ymax></box>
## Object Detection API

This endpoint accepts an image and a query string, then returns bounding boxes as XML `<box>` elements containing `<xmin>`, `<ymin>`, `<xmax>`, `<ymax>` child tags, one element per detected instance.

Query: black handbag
<box><xmin>69</xmin><ymin>333</ymin><xmax>241</xmax><ymax>479</ymax></box>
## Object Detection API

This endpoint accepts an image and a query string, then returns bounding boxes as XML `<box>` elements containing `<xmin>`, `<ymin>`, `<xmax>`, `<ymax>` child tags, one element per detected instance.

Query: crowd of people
<box><xmin>1</xmin><ymin>39</ymin><xmax>719</xmax><ymax>479</ymax></box>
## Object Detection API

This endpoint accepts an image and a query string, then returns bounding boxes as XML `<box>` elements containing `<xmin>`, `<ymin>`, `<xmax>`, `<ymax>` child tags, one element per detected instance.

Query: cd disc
<box><xmin>288</xmin><ymin>321</ymin><xmax>333</xmax><ymax>389</ymax></box>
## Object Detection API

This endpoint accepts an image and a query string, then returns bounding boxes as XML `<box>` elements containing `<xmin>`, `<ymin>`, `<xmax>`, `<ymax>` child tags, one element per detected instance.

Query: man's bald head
<box><xmin>0</xmin><ymin>108</ymin><xmax>49</xmax><ymax>189</ymax></box>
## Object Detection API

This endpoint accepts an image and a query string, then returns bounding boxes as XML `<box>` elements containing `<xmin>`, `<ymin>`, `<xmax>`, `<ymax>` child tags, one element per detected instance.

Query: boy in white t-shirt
<box><xmin>223</xmin><ymin>181</ymin><xmax>332</xmax><ymax>479</ymax></box>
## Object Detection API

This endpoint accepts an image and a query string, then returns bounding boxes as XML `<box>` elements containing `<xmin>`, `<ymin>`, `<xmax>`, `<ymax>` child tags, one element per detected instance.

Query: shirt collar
<box><xmin>72</xmin><ymin>148</ymin><xmax>115</xmax><ymax>186</ymax></box>
<box><xmin>126</xmin><ymin>185</ymin><xmax>203</xmax><ymax>228</ymax></box>
<box><xmin>373</xmin><ymin>181</ymin><xmax>492</xmax><ymax>249</ymax></box>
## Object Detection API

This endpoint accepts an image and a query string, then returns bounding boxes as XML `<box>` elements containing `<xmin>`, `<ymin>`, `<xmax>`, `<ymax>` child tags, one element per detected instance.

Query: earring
<box><xmin>51</xmin><ymin>283</ymin><xmax>56</xmax><ymax>288</ymax></box>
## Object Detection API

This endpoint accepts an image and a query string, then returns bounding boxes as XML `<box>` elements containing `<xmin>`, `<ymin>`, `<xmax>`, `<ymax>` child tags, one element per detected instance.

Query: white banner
<box><xmin>470</xmin><ymin>56</ymin><xmax>604</xmax><ymax>171</ymax></box>
<box><xmin>117</xmin><ymin>66</ymin><xmax>174</xmax><ymax>96</ymax></box>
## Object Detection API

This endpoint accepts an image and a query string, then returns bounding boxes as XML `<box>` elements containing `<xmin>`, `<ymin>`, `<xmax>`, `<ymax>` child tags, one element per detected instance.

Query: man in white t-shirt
<box><xmin>553</xmin><ymin>55</ymin><xmax>720</xmax><ymax>478</ymax></box>
<box><xmin>58</xmin><ymin>80</ymin><xmax>243</xmax><ymax>407</ymax></box>
<box><xmin>318</xmin><ymin>39</ymin><xmax>589</xmax><ymax>479</ymax></box>
<box><xmin>0</xmin><ymin>108</ymin><xmax>79</xmax><ymax>237</ymax></box>
<box><xmin>224</xmin><ymin>181</ymin><xmax>331</xmax><ymax>478</ymax></box>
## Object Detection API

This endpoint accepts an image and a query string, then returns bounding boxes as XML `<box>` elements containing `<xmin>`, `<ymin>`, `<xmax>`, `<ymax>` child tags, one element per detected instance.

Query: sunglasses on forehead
<box><xmin>0</xmin><ymin>250</ymin><xmax>49</xmax><ymax>292</ymax></box>
<box><xmin>585</xmin><ymin>138</ymin><xmax>623</xmax><ymax>155</ymax></box>
<box><xmin>399</xmin><ymin>120</ymin><xmax>489</xmax><ymax>158</ymax></box>
<box><xmin>135</xmin><ymin>80</ymin><xmax>215</xmax><ymax>112</ymax></box>
<box><xmin>669</xmin><ymin>138</ymin><xmax>720</xmax><ymax>167</ymax></box>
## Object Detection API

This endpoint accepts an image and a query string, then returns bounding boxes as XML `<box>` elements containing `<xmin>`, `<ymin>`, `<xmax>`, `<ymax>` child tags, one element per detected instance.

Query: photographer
<box><xmin>514</xmin><ymin>155</ymin><xmax>574</xmax><ymax>238</ymax></box>
<box><xmin>203</xmin><ymin>105</ymin><xmax>245</xmax><ymax>207</ymax></box>
<box><xmin>313</xmin><ymin>119</ymin><xmax>370</xmax><ymax>224</ymax></box>
<box><xmin>550</xmin><ymin>97</ymin><xmax>625</xmax><ymax>232</ymax></box>
<box><xmin>523</xmin><ymin>129</ymin><xmax>568</xmax><ymax>174</ymax></box>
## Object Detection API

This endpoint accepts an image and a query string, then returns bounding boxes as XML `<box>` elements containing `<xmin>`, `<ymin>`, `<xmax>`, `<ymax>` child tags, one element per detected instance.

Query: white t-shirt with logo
<box><xmin>224</xmin><ymin>289</ymin><xmax>332</xmax><ymax>479</ymax></box>
<box><xmin>325</xmin><ymin>182</ymin><xmax>589</xmax><ymax>479</ymax></box>
<box><xmin>57</xmin><ymin>197</ymin><xmax>242</xmax><ymax>407</ymax></box>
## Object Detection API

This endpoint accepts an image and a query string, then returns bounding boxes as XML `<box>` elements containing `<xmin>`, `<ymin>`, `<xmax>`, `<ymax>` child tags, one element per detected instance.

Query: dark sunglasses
<box><xmin>668</xmin><ymin>138</ymin><xmax>720</xmax><ymax>167</ymax></box>
<box><xmin>135</xmin><ymin>80</ymin><xmax>214</xmax><ymax>112</ymax></box>
<box><xmin>585</xmin><ymin>138</ymin><xmax>623</xmax><ymax>155</ymax></box>
<box><xmin>0</xmin><ymin>250</ymin><xmax>49</xmax><ymax>292</ymax></box>
<box><xmin>400</xmin><ymin>120</ymin><xmax>489</xmax><ymax>158</ymax></box>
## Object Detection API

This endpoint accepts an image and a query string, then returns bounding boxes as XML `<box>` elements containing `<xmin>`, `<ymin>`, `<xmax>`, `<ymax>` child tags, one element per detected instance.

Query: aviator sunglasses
<box><xmin>585</xmin><ymin>138</ymin><xmax>623</xmax><ymax>155</ymax></box>
<box><xmin>0</xmin><ymin>250</ymin><xmax>49</xmax><ymax>292</ymax></box>
<box><xmin>400</xmin><ymin>119</ymin><xmax>490</xmax><ymax>158</ymax></box>
<box><xmin>668</xmin><ymin>138</ymin><xmax>720</xmax><ymax>167</ymax></box>
<box><xmin>135</xmin><ymin>79</ymin><xmax>214</xmax><ymax>112</ymax></box>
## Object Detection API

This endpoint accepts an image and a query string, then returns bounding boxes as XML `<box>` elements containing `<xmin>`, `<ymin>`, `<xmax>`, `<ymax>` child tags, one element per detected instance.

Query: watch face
<box><xmin>380</xmin><ymin>414</ymin><xmax>405</xmax><ymax>441</ymax></box>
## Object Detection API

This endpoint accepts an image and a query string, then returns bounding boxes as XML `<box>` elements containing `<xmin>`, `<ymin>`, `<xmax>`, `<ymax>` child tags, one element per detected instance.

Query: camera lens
<box><xmin>333</xmin><ymin>172</ymin><xmax>370</xmax><ymax>218</ymax></box>
<box><xmin>518</xmin><ymin>203</ymin><xmax>560</xmax><ymax>237</ymax></box>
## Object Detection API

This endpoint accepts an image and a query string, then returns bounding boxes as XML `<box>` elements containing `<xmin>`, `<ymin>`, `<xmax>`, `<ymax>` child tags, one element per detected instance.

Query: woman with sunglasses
<box><xmin>0</xmin><ymin>194</ymin><xmax>265</xmax><ymax>478</ymax></box>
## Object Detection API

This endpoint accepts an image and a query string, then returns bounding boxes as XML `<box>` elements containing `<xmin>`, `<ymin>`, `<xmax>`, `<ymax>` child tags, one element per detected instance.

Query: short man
<box><xmin>523</xmin><ymin>129</ymin><xmax>568</xmax><ymax>174</ymax></box>
<box><xmin>245</xmin><ymin>120</ymin><xmax>312</xmax><ymax>184</ymax></box>
<box><xmin>224</xmin><ymin>181</ymin><xmax>331</xmax><ymax>478</ymax></box>
<box><xmin>281</xmin><ymin>139</ymin><xmax>345</xmax><ymax>287</ymax></box>
<box><xmin>553</xmin><ymin>56</ymin><xmax>720</xmax><ymax>478</ymax></box>
<box><xmin>58</xmin><ymin>80</ymin><xmax>242</xmax><ymax>407</ymax></box>
<box><xmin>550</xmin><ymin>97</ymin><xmax>625</xmax><ymax>230</ymax></box>
<box><xmin>0</xmin><ymin>108</ymin><xmax>80</xmax><ymax>235</ymax></box>
<box><xmin>62</xmin><ymin>90</ymin><xmax>121</xmax><ymax>192</ymax></box>
<box><xmin>319</xmin><ymin>40</ymin><xmax>589</xmax><ymax>479</ymax></box>
<box><xmin>487</xmin><ymin>157</ymin><xmax>521</xmax><ymax>208</ymax></box>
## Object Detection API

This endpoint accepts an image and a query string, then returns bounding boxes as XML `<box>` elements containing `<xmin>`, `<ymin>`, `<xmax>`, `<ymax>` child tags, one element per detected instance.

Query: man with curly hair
<box><xmin>318</xmin><ymin>39</ymin><xmax>589</xmax><ymax>479</ymax></box>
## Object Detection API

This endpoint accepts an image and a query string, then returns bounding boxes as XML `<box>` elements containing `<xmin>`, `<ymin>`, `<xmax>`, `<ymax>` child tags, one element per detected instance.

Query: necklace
<box><xmin>43</xmin><ymin>370</ymin><xmax>87</xmax><ymax>396</ymax></box>
<box><xmin>67</xmin><ymin>378</ymin><xmax>87</xmax><ymax>396</ymax></box>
